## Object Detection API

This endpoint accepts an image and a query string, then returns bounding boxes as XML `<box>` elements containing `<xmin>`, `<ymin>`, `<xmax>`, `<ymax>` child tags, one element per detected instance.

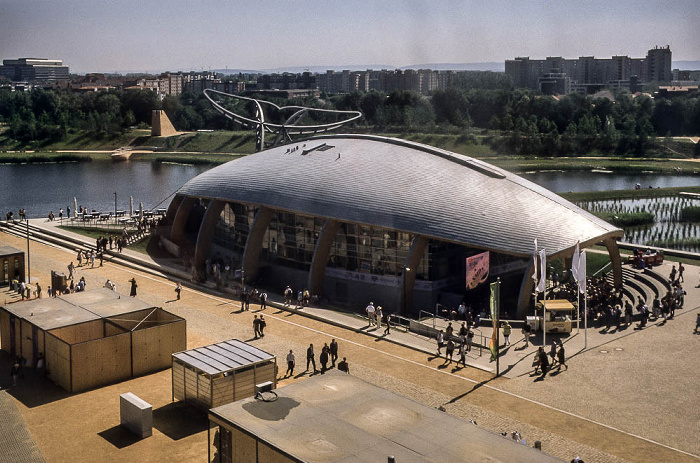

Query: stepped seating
<box><xmin>606</xmin><ymin>265</ymin><xmax>670</xmax><ymax>305</ymax></box>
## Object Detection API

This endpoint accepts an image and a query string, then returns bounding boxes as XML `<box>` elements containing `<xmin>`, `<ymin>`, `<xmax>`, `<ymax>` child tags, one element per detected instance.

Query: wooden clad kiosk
<box><xmin>172</xmin><ymin>339</ymin><xmax>276</xmax><ymax>410</ymax></box>
<box><xmin>0</xmin><ymin>288</ymin><xmax>187</xmax><ymax>392</ymax></box>
<box><xmin>0</xmin><ymin>245</ymin><xmax>24</xmax><ymax>285</ymax></box>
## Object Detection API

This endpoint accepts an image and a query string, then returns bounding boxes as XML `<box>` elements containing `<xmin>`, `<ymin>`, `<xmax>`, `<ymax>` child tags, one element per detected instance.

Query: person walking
<box><xmin>36</xmin><ymin>282</ymin><xmax>41</xmax><ymax>299</ymax></box>
<box><xmin>458</xmin><ymin>341</ymin><xmax>467</xmax><ymax>367</ymax></box>
<box><xmin>259</xmin><ymin>291</ymin><xmax>267</xmax><ymax>310</ymax></box>
<box><xmin>320</xmin><ymin>344</ymin><xmax>329</xmax><ymax>374</ymax></box>
<box><xmin>538</xmin><ymin>347</ymin><xmax>550</xmax><ymax>379</ymax></box>
<box><xmin>259</xmin><ymin>315</ymin><xmax>266</xmax><ymax>337</ymax></box>
<box><xmin>557</xmin><ymin>341</ymin><xmax>567</xmax><ymax>370</ymax></box>
<box><xmin>284</xmin><ymin>286</ymin><xmax>293</xmax><ymax>306</ymax></box>
<box><xmin>129</xmin><ymin>278</ymin><xmax>138</xmax><ymax>297</ymax></box>
<box><xmin>285</xmin><ymin>350</ymin><xmax>295</xmax><ymax>377</ymax></box>
<box><xmin>67</xmin><ymin>262</ymin><xmax>75</xmax><ymax>279</ymax></box>
<box><xmin>445</xmin><ymin>339</ymin><xmax>455</xmax><ymax>363</ymax></box>
<box><xmin>337</xmin><ymin>357</ymin><xmax>349</xmax><ymax>373</ymax></box>
<box><xmin>695</xmin><ymin>313</ymin><xmax>700</xmax><ymax>334</ymax></box>
<box><xmin>384</xmin><ymin>313</ymin><xmax>392</xmax><ymax>335</ymax></box>
<box><xmin>330</xmin><ymin>339</ymin><xmax>338</xmax><ymax>367</ymax></box>
<box><xmin>175</xmin><ymin>281</ymin><xmax>181</xmax><ymax>300</ymax></box>
<box><xmin>306</xmin><ymin>344</ymin><xmax>317</xmax><ymax>373</ymax></box>
<box><xmin>678</xmin><ymin>262</ymin><xmax>685</xmax><ymax>283</ymax></box>
<box><xmin>436</xmin><ymin>329</ymin><xmax>445</xmax><ymax>355</ymax></box>
<box><xmin>253</xmin><ymin>315</ymin><xmax>261</xmax><ymax>339</ymax></box>
<box><xmin>521</xmin><ymin>322</ymin><xmax>531</xmax><ymax>347</ymax></box>
<box><xmin>549</xmin><ymin>339</ymin><xmax>558</xmax><ymax>367</ymax></box>
<box><xmin>669</xmin><ymin>265</ymin><xmax>677</xmax><ymax>283</ymax></box>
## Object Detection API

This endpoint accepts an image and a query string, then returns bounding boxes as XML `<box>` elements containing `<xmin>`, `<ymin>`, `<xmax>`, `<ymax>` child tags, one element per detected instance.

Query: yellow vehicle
<box><xmin>537</xmin><ymin>299</ymin><xmax>575</xmax><ymax>334</ymax></box>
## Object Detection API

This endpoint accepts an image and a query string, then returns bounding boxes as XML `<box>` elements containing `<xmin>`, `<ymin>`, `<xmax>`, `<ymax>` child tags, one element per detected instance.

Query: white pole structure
<box><xmin>129</xmin><ymin>196</ymin><xmax>134</xmax><ymax>217</ymax></box>
<box><xmin>538</xmin><ymin>248</ymin><xmax>547</xmax><ymax>347</ymax></box>
<box><xmin>580</xmin><ymin>250</ymin><xmax>588</xmax><ymax>349</ymax></box>
<box><xmin>73</xmin><ymin>197</ymin><xmax>78</xmax><ymax>218</ymax></box>
<box><xmin>572</xmin><ymin>241</ymin><xmax>580</xmax><ymax>334</ymax></box>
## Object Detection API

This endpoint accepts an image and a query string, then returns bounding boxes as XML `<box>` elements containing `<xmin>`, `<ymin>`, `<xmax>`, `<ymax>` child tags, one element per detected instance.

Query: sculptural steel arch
<box><xmin>203</xmin><ymin>88</ymin><xmax>362</xmax><ymax>151</ymax></box>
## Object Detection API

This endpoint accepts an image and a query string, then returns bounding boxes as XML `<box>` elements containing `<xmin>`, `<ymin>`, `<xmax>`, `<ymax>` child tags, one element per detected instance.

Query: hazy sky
<box><xmin>1</xmin><ymin>0</ymin><xmax>698</xmax><ymax>73</ymax></box>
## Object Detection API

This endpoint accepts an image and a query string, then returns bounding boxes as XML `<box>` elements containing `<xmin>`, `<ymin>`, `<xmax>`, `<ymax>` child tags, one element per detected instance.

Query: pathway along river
<box><xmin>0</xmin><ymin>161</ymin><xmax>698</xmax><ymax>217</ymax></box>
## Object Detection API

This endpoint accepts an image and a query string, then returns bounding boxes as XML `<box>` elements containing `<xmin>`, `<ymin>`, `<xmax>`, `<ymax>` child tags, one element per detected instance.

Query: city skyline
<box><xmin>1</xmin><ymin>0</ymin><xmax>699</xmax><ymax>74</ymax></box>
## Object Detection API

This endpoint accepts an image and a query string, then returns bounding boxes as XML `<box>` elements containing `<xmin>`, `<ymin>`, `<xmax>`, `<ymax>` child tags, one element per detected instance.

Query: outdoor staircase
<box><xmin>606</xmin><ymin>265</ymin><xmax>672</xmax><ymax>305</ymax></box>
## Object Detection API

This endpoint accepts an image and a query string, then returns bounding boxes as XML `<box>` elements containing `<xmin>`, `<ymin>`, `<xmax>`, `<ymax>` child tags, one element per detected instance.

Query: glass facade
<box><xmin>213</xmin><ymin>202</ymin><xmax>258</xmax><ymax>261</ymax></box>
<box><xmin>261</xmin><ymin>211</ymin><xmax>324</xmax><ymax>270</ymax></box>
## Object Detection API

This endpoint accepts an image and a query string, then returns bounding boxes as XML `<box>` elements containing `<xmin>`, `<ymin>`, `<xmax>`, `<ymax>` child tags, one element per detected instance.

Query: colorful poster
<box><xmin>465</xmin><ymin>251</ymin><xmax>490</xmax><ymax>290</ymax></box>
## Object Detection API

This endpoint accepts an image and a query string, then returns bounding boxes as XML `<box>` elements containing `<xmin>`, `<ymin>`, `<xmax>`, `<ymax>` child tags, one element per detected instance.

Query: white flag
<box><xmin>571</xmin><ymin>241</ymin><xmax>580</xmax><ymax>283</ymax></box>
<box><xmin>577</xmin><ymin>251</ymin><xmax>587</xmax><ymax>294</ymax></box>
<box><xmin>532</xmin><ymin>239</ymin><xmax>539</xmax><ymax>287</ymax></box>
<box><xmin>537</xmin><ymin>248</ymin><xmax>547</xmax><ymax>293</ymax></box>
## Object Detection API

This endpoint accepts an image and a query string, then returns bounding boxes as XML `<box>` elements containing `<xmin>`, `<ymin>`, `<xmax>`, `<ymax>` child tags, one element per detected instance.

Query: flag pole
<box><xmin>542</xmin><ymin>265</ymin><xmax>547</xmax><ymax>348</ymax></box>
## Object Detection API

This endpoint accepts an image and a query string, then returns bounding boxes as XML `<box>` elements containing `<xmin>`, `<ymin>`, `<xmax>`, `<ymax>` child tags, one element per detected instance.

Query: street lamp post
<box><xmin>114</xmin><ymin>192</ymin><xmax>117</xmax><ymax>225</ymax></box>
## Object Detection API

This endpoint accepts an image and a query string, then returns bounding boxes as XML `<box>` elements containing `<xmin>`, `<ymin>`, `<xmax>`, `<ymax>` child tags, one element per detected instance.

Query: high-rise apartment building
<box><xmin>505</xmin><ymin>46</ymin><xmax>672</xmax><ymax>94</ymax></box>
<box><xmin>0</xmin><ymin>58</ymin><xmax>70</xmax><ymax>82</ymax></box>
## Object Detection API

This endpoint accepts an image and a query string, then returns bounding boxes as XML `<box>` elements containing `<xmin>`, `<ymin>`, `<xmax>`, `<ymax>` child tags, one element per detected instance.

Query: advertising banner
<box><xmin>465</xmin><ymin>251</ymin><xmax>489</xmax><ymax>290</ymax></box>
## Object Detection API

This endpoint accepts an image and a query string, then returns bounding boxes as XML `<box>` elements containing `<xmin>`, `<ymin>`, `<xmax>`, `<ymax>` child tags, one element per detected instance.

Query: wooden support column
<box><xmin>170</xmin><ymin>196</ymin><xmax>196</xmax><ymax>244</ymax></box>
<box><xmin>193</xmin><ymin>199</ymin><xmax>226</xmax><ymax>271</ymax></box>
<box><xmin>308</xmin><ymin>219</ymin><xmax>340</xmax><ymax>296</ymax></box>
<box><xmin>603</xmin><ymin>237</ymin><xmax>623</xmax><ymax>288</ymax></box>
<box><xmin>241</xmin><ymin>207</ymin><xmax>274</xmax><ymax>283</ymax></box>
<box><xmin>400</xmin><ymin>235</ymin><xmax>429</xmax><ymax>315</ymax></box>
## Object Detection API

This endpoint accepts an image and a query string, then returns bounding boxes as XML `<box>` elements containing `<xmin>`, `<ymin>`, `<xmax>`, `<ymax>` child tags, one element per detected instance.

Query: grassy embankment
<box><xmin>58</xmin><ymin>225</ymin><xmax>158</xmax><ymax>256</ymax></box>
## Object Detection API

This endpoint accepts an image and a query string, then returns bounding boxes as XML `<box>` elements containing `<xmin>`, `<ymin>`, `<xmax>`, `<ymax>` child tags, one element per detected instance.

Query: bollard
<box><xmin>534</xmin><ymin>441</ymin><xmax>542</xmax><ymax>450</ymax></box>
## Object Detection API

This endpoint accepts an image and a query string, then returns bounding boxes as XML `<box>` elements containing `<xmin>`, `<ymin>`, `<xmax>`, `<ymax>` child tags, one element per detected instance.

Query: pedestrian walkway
<box><xmin>0</xmin><ymin>389</ymin><xmax>45</xmax><ymax>463</ymax></box>
<box><xmin>18</xmin><ymin>218</ymin><xmax>700</xmax><ymax>379</ymax></box>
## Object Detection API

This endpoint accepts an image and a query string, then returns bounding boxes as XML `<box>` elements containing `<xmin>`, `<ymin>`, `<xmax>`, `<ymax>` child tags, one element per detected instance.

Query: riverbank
<box><xmin>560</xmin><ymin>185</ymin><xmax>700</xmax><ymax>201</ymax></box>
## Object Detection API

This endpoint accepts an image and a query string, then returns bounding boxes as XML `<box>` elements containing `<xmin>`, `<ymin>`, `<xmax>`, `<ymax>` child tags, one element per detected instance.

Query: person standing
<box><xmin>297</xmin><ymin>290</ymin><xmax>303</xmax><ymax>308</ymax></box>
<box><xmin>77</xmin><ymin>250</ymin><xmax>83</xmax><ymax>267</ymax></box>
<box><xmin>365</xmin><ymin>302</ymin><xmax>376</xmax><ymax>326</ymax></box>
<box><xmin>384</xmin><ymin>313</ymin><xmax>392</xmax><ymax>335</ymax></box>
<box><xmin>241</xmin><ymin>291</ymin><xmax>248</xmax><ymax>311</ymax></box>
<box><xmin>695</xmin><ymin>313</ymin><xmax>700</xmax><ymax>334</ymax></box>
<box><xmin>502</xmin><ymin>321</ymin><xmax>512</xmax><ymax>346</ymax></box>
<box><xmin>285</xmin><ymin>350</ymin><xmax>295</xmax><ymax>377</ymax></box>
<box><xmin>10</xmin><ymin>360</ymin><xmax>21</xmax><ymax>387</ymax></box>
<box><xmin>36</xmin><ymin>282</ymin><xmax>42</xmax><ymax>299</ymax></box>
<box><xmin>59</xmin><ymin>208</ymin><xmax>63</xmax><ymax>222</ymax></box>
<box><xmin>375</xmin><ymin>306</ymin><xmax>383</xmax><ymax>328</ymax></box>
<box><xmin>330</xmin><ymin>339</ymin><xmax>338</xmax><ymax>367</ymax></box>
<box><xmin>259</xmin><ymin>291</ymin><xmax>267</xmax><ymax>310</ymax></box>
<box><xmin>337</xmin><ymin>357</ymin><xmax>349</xmax><ymax>373</ymax></box>
<box><xmin>669</xmin><ymin>265</ymin><xmax>677</xmax><ymax>283</ymax></box>
<box><xmin>678</xmin><ymin>262</ymin><xmax>685</xmax><ymax>283</ymax></box>
<box><xmin>175</xmin><ymin>282</ymin><xmax>181</xmax><ymax>300</ymax></box>
<box><xmin>466</xmin><ymin>329</ymin><xmax>474</xmax><ymax>352</ymax></box>
<box><xmin>67</xmin><ymin>262</ymin><xmax>75</xmax><ymax>279</ymax></box>
<box><xmin>129</xmin><ymin>278</ymin><xmax>137</xmax><ymax>297</ymax></box>
<box><xmin>306</xmin><ymin>344</ymin><xmax>317</xmax><ymax>373</ymax></box>
<box><xmin>436</xmin><ymin>329</ymin><xmax>445</xmax><ymax>355</ymax></box>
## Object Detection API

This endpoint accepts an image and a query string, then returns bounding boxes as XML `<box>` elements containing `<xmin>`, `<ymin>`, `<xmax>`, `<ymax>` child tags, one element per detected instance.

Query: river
<box><xmin>520</xmin><ymin>170</ymin><xmax>700</xmax><ymax>193</ymax></box>
<box><xmin>1</xmin><ymin>161</ymin><xmax>698</xmax><ymax>218</ymax></box>
<box><xmin>0</xmin><ymin>161</ymin><xmax>209</xmax><ymax>219</ymax></box>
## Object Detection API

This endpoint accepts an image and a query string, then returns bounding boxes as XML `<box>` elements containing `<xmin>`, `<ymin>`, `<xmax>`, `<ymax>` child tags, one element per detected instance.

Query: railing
<box><xmin>388</xmin><ymin>314</ymin><xmax>411</xmax><ymax>333</ymax></box>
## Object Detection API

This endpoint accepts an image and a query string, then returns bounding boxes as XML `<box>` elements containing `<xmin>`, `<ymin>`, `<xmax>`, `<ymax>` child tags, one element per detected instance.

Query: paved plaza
<box><xmin>0</xmin><ymin>221</ymin><xmax>698</xmax><ymax>462</ymax></box>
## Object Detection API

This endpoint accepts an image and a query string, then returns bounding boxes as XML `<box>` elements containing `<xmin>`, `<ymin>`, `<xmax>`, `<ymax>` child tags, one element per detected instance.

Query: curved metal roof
<box><xmin>177</xmin><ymin>134</ymin><xmax>622</xmax><ymax>257</ymax></box>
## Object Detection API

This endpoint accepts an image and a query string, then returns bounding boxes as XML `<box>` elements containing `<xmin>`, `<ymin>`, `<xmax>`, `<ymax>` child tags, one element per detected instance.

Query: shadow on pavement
<box><xmin>98</xmin><ymin>424</ymin><xmax>143</xmax><ymax>449</ymax></box>
<box><xmin>153</xmin><ymin>402</ymin><xmax>207</xmax><ymax>441</ymax></box>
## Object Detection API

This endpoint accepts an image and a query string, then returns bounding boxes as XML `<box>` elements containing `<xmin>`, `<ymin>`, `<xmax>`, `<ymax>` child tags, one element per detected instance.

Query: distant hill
<box><xmin>673</xmin><ymin>61</ymin><xmax>700</xmax><ymax>70</ymax></box>
<box><xmin>211</xmin><ymin>62</ymin><xmax>505</xmax><ymax>75</ymax></box>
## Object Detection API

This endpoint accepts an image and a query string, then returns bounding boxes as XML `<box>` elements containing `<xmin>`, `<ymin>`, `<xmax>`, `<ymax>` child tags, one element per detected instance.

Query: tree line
<box><xmin>1</xmin><ymin>79</ymin><xmax>699</xmax><ymax>157</ymax></box>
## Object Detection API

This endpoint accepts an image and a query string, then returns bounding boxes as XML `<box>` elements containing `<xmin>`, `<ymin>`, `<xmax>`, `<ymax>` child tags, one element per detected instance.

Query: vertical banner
<box><xmin>489</xmin><ymin>280</ymin><xmax>500</xmax><ymax>363</ymax></box>
<box><xmin>466</xmin><ymin>251</ymin><xmax>490</xmax><ymax>290</ymax></box>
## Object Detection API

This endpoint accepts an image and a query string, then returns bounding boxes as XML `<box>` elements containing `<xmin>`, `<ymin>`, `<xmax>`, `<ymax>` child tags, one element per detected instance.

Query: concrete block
<box><xmin>120</xmin><ymin>392</ymin><xmax>152</xmax><ymax>438</ymax></box>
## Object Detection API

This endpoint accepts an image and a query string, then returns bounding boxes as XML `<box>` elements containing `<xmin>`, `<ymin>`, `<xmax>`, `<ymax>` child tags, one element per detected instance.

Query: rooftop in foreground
<box><xmin>209</xmin><ymin>370</ymin><xmax>564</xmax><ymax>462</ymax></box>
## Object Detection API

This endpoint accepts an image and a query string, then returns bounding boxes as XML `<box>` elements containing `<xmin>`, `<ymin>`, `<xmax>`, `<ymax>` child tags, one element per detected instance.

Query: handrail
<box><xmin>593</xmin><ymin>261</ymin><xmax>612</xmax><ymax>278</ymax></box>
